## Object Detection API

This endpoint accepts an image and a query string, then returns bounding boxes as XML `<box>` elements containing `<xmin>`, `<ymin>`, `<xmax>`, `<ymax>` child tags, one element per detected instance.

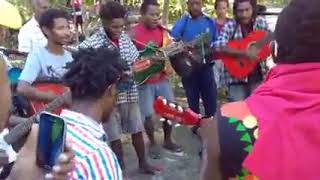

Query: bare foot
<box><xmin>139</xmin><ymin>162</ymin><xmax>162</xmax><ymax>175</ymax></box>
<box><xmin>148</xmin><ymin>144</ymin><xmax>162</xmax><ymax>159</ymax></box>
<box><xmin>163</xmin><ymin>141</ymin><xmax>182</xmax><ymax>153</ymax></box>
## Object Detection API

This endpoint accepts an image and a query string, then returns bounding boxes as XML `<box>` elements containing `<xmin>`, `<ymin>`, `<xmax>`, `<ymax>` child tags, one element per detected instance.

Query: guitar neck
<box><xmin>3</xmin><ymin>92</ymin><xmax>70</xmax><ymax>145</ymax></box>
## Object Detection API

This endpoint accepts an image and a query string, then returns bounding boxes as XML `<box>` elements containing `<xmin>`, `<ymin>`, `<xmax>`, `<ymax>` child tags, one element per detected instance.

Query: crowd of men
<box><xmin>1</xmin><ymin>0</ymin><xmax>320</xmax><ymax>179</ymax></box>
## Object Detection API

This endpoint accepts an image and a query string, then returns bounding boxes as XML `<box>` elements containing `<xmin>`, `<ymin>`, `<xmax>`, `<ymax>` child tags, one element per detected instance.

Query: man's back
<box><xmin>61</xmin><ymin>109</ymin><xmax>122</xmax><ymax>180</ymax></box>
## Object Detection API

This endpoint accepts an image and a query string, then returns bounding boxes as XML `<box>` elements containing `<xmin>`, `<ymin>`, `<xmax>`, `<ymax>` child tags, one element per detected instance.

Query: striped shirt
<box><xmin>79</xmin><ymin>29</ymin><xmax>139</xmax><ymax>104</ymax></box>
<box><xmin>60</xmin><ymin>109</ymin><xmax>122</xmax><ymax>180</ymax></box>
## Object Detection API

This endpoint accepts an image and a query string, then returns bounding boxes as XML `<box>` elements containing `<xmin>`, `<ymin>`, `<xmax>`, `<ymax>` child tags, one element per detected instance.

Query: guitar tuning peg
<box><xmin>162</xmin><ymin>99</ymin><xmax>167</xmax><ymax>105</ymax></box>
<box><xmin>174</xmin><ymin>124</ymin><xmax>181</xmax><ymax>128</ymax></box>
<box><xmin>167</xmin><ymin>120</ymin><xmax>173</xmax><ymax>126</ymax></box>
<box><xmin>177</xmin><ymin>106</ymin><xmax>183</xmax><ymax>113</ymax></box>
<box><xmin>159</xmin><ymin>118</ymin><xmax>166</xmax><ymax>122</ymax></box>
<box><xmin>169</xmin><ymin>103</ymin><xmax>176</xmax><ymax>108</ymax></box>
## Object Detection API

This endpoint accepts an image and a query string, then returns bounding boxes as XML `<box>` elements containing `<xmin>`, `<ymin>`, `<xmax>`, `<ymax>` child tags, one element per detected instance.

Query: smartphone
<box><xmin>36</xmin><ymin>112</ymin><xmax>66</xmax><ymax>170</ymax></box>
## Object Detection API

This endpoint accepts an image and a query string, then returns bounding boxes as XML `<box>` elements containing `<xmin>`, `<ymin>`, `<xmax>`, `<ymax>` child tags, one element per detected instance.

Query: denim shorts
<box><xmin>137</xmin><ymin>79</ymin><xmax>174</xmax><ymax>120</ymax></box>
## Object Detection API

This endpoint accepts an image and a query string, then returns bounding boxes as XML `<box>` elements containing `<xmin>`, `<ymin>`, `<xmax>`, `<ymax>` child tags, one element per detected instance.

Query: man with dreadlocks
<box><xmin>214</xmin><ymin>0</ymin><xmax>271</xmax><ymax>101</ymax></box>
<box><xmin>79</xmin><ymin>1</ymin><xmax>158</xmax><ymax>175</ymax></box>
<box><xmin>60</xmin><ymin>47</ymin><xmax>125</xmax><ymax>179</ymax></box>
<box><xmin>200</xmin><ymin>0</ymin><xmax>320</xmax><ymax>179</ymax></box>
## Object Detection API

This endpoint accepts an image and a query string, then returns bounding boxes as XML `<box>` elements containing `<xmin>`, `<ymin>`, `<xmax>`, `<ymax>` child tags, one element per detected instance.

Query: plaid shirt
<box><xmin>79</xmin><ymin>29</ymin><xmax>139</xmax><ymax>104</ymax></box>
<box><xmin>214</xmin><ymin>16</ymin><xmax>271</xmax><ymax>87</ymax></box>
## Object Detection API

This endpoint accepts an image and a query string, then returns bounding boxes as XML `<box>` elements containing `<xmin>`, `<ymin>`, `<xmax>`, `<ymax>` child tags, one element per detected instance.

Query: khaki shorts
<box><xmin>103</xmin><ymin>102</ymin><xmax>144</xmax><ymax>142</ymax></box>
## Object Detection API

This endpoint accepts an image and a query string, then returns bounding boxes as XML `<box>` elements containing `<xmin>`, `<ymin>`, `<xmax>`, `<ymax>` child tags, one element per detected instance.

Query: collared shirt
<box><xmin>79</xmin><ymin>29</ymin><xmax>139</xmax><ymax>104</ymax></box>
<box><xmin>60</xmin><ymin>109</ymin><xmax>122</xmax><ymax>180</ymax></box>
<box><xmin>214</xmin><ymin>17</ymin><xmax>271</xmax><ymax>86</ymax></box>
<box><xmin>18</xmin><ymin>17</ymin><xmax>47</xmax><ymax>53</ymax></box>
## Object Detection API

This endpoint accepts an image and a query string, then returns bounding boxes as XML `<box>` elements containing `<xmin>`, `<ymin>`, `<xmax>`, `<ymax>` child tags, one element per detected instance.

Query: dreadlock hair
<box><xmin>233</xmin><ymin>0</ymin><xmax>258</xmax><ymax>21</ymax></box>
<box><xmin>99</xmin><ymin>1</ymin><xmax>126</xmax><ymax>21</ymax></box>
<box><xmin>140</xmin><ymin>0</ymin><xmax>160</xmax><ymax>15</ymax></box>
<box><xmin>215</xmin><ymin>0</ymin><xmax>229</xmax><ymax>10</ymax></box>
<box><xmin>274</xmin><ymin>0</ymin><xmax>320</xmax><ymax>64</ymax></box>
<box><xmin>63</xmin><ymin>48</ymin><xmax>128</xmax><ymax>100</ymax></box>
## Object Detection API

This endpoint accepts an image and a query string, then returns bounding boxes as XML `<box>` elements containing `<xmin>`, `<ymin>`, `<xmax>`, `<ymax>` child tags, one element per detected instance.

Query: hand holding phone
<box><xmin>36</xmin><ymin>112</ymin><xmax>66</xmax><ymax>170</ymax></box>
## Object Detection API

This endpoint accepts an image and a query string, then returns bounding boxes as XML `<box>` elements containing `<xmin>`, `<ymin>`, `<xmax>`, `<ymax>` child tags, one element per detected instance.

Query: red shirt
<box><xmin>110</xmin><ymin>38</ymin><xmax>119</xmax><ymax>48</ymax></box>
<box><xmin>133</xmin><ymin>23</ymin><xmax>166</xmax><ymax>84</ymax></box>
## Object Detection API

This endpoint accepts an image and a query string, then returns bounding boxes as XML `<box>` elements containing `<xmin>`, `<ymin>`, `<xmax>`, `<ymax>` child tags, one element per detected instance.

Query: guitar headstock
<box><xmin>154</xmin><ymin>96</ymin><xmax>200</xmax><ymax>126</ymax></box>
<box><xmin>191</xmin><ymin>31</ymin><xmax>211</xmax><ymax>47</ymax></box>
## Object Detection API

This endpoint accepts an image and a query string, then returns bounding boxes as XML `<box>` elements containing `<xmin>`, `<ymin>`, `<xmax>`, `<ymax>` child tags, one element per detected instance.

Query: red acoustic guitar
<box><xmin>154</xmin><ymin>96</ymin><xmax>201</xmax><ymax>126</ymax></box>
<box><xmin>219</xmin><ymin>30</ymin><xmax>272</xmax><ymax>79</ymax></box>
<box><xmin>30</xmin><ymin>83</ymin><xmax>67</xmax><ymax>115</ymax></box>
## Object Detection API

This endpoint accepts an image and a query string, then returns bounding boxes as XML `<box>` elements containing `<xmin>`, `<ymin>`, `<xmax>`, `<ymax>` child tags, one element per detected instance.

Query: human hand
<box><xmin>8</xmin><ymin>125</ymin><xmax>75</xmax><ymax>180</ymax></box>
<box><xmin>245</xmin><ymin>43</ymin><xmax>259</xmax><ymax>61</ymax></box>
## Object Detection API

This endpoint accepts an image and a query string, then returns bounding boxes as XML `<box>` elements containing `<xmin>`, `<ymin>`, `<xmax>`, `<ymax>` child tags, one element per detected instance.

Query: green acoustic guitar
<box><xmin>133</xmin><ymin>32</ymin><xmax>211</xmax><ymax>85</ymax></box>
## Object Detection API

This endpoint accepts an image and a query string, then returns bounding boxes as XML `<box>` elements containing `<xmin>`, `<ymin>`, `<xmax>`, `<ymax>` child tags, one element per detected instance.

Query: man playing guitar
<box><xmin>170</xmin><ymin>0</ymin><xmax>218</xmax><ymax>119</ymax></box>
<box><xmin>17</xmin><ymin>9</ymin><xmax>73</xmax><ymax>103</ymax></box>
<box><xmin>132</xmin><ymin>0</ymin><xmax>182</xmax><ymax>158</ymax></box>
<box><xmin>214</xmin><ymin>0</ymin><xmax>271</xmax><ymax>101</ymax></box>
<box><xmin>79</xmin><ymin>1</ymin><xmax>158</xmax><ymax>174</ymax></box>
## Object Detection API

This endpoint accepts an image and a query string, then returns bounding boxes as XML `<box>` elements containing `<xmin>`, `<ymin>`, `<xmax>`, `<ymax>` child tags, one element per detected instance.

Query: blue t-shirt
<box><xmin>19</xmin><ymin>47</ymin><xmax>73</xmax><ymax>84</ymax></box>
<box><xmin>170</xmin><ymin>14</ymin><xmax>217</xmax><ymax>45</ymax></box>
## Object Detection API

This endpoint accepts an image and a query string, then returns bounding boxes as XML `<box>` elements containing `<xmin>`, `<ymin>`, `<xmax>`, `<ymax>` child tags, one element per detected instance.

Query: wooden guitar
<box><xmin>0</xmin><ymin>91</ymin><xmax>70</xmax><ymax>166</ymax></box>
<box><xmin>154</xmin><ymin>96</ymin><xmax>201</xmax><ymax>127</ymax></box>
<box><xmin>219</xmin><ymin>30</ymin><xmax>272</xmax><ymax>79</ymax></box>
<box><xmin>133</xmin><ymin>32</ymin><xmax>211</xmax><ymax>85</ymax></box>
<box><xmin>30</xmin><ymin>83</ymin><xmax>67</xmax><ymax>115</ymax></box>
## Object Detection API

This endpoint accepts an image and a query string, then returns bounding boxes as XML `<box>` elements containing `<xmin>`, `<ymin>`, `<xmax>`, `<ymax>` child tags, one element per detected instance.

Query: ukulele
<box><xmin>153</xmin><ymin>96</ymin><xmax>201</xmax><ymax>127</ymax></box>
<box><xmin>219</xmin><ymin>30</ymin><xmax>272</xmax><ymax>79</ymax></box>
<box><xmin>133</xmin><ymin>32</ymin><xmax>211</xmax><ymax>85</ymax></box>
<box><xmin>0</xmin><ymin>91</ymin><xmax>70</xmax><ymax>166</ymax></box>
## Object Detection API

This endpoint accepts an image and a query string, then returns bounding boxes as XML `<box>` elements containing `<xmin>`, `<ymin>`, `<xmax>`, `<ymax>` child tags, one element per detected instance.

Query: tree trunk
<box><xmin>162</xmin><ymin>0</ymin><xmax>169</xmax><ymax>26</ymax></box>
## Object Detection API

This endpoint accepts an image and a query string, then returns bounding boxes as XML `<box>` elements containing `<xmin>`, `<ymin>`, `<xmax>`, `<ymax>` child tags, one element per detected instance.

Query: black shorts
<box><xmin>218</xmin><ymin>115</ymin><xmax>256</xmax><ymax>179</ymax></box>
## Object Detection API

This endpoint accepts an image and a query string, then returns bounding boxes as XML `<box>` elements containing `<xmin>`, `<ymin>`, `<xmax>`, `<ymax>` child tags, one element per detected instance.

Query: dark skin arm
<box><xmin>17</xmin><ymin>81</ymin><xmax>57</xmax><ymax>103</ymax></box>
<box><xmin>0</xmin><ymin>59</ymin><xmax>11</xmax><ymax>131</ymax></box>
<box><xmin>199</xmin><ymin>118</ymin><xmax>222</xmax><ymax>180</ymax></box>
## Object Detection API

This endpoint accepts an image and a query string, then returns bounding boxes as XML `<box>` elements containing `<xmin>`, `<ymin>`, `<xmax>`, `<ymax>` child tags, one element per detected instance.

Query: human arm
<box><xmin>198</xmin><ymin>118</ymin><xmax>222</xmax><ymax>180</ymax></box>
<box><xmin>0</xmin><ymin>59</ymin><xmax>11</xmax><ymax>131</ymax></box>
<box><xmin>16</xmin><ymin>52</ymin><xmax>57</xmax><ymax>102</ymax></box>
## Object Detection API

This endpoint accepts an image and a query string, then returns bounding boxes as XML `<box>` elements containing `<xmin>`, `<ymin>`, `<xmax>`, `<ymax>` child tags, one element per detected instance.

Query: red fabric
<box><xmin>133</xmin><ymin>23</ymin><xmax>166</xmax><ymax>84</ymax></box>
<box><xmin>110</xmin><ymin>38</ymin><xmax>119</xmax><ymax>48</ymax></box>
<box><xmin>244</xmin><ymin>63</ymin><xmax>320</xmax><ymax>180</ymax></box>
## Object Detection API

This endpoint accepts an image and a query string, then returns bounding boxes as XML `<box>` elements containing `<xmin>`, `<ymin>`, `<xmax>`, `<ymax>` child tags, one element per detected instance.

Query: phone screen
<box><xmin>36</xmin><ymin>112</ymin><xmax>66</xmax><ymax>170</ymax></box>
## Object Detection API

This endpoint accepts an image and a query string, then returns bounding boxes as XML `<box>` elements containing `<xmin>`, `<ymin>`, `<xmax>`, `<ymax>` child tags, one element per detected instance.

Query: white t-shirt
<box><xmin>18</xmin><ymin>17</ymin><xmax>47</xmax><ymax>53</ymax></box>
<box><xmin>19</xmin><ymin>47</ymin><xmax>73</xmax><ymax>84</ymax></box>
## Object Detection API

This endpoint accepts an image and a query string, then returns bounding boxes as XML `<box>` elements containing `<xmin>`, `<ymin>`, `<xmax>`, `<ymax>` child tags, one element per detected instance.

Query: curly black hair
<box><xmin>275</xmin><ymin>0</ymin><xmax>320</xmax><ymax>64</ymax></box>
<box><xmin>233</xmin><ymin>0</ymin><xmax>258</xmax><ymax>21</ymax></box>
<box><xmin>63</xmin><ymin>48</ymin><xmax>128</xmax><ymax>100</ymax></box>
<box><xmin>99</xmin><ymin>1</ymin><xmax>127</xmax><ymax>21</ymax></box>
<box><xmin>140</xmin><ymin>0</ymin><xmax>160</xmax><ymax>14</ymax></box>
<box><xmin>39</xmin><ymin>8</ymin><xmax>70</xmax><ymax>29</ymax></box>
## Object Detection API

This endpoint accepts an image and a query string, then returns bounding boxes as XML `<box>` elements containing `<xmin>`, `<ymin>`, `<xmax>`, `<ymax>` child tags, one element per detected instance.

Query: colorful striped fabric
<box><xmin>60</xmin><ymin>109</ymin><xmax>122</xmax><ymax>180</ymax></box>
